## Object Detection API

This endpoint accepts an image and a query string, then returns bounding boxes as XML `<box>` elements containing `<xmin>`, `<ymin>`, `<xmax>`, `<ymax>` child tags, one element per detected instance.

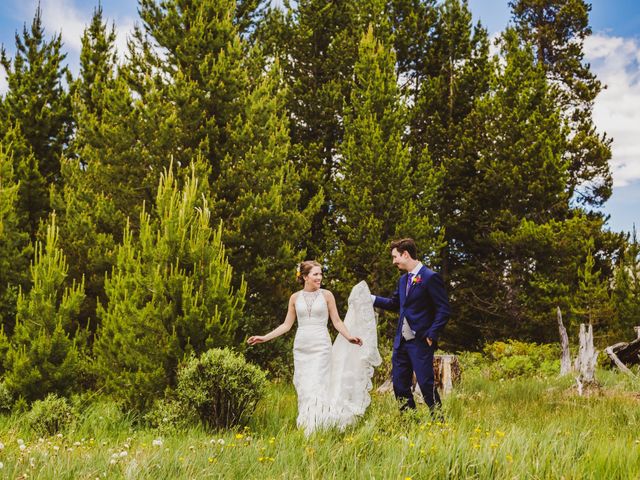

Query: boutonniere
<box><xmin>412</xmin><ymin>274</ymin><xmax>422</xmax><ymax>285</ymax></box>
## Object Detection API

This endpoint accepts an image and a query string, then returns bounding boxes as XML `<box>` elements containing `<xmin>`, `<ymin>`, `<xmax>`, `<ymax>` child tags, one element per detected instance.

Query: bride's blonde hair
<box><xmin>297</xmin><ymin>260</ymin><xmax>322</xmax><ymax>285</ymax></box>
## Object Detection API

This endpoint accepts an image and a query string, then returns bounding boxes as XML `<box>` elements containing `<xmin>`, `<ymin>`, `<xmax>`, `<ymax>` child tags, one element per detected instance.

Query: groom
<box><xmin>372</xmin><ymin>238</ymin><xmax>450</xmax><ymax>411</ymax></box>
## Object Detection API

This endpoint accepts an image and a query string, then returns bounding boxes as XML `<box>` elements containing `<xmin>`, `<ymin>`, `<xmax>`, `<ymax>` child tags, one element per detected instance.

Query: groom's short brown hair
<box><xmin>390</xmin><ymin>238</ymin><xmax>417</xmax><ymax>260</ymax></box>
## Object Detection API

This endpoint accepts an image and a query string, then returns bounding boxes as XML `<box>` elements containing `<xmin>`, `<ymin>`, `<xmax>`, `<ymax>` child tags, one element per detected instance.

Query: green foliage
<box><xmin>0</xmin><ymin>5</ymin><xmax>72</xmax><ymax>202</ymax></box>
<box><xmin>24</xmin><ymin>393</ymin><xmax>75</xmax><ymax>436</ymax></box>
<box><xmin>328</xmin><ymin>26</ymin><xmax>443</xmax><ymax>304</ymax></box>
<box><xmin>1</xmin><ymin>214</ymin><xmax>86</xmax><ymax>401</ymax></box>
<box><xmin>483</xmin><ymin>340</ymin><xmax>560</xmax><ymax>379</ymax></box>
<box><xmin>0</xmin><ymin>141</ymin><xmax>31</xmax><ymax>334</ymax></box>
<box><xmin>613</xmin><ymin>228</ymin><xmax>640</xmax><ymax>337</ymax></box>
<box><xmin>571</xmin><ymin>244</ymin><xmax>615</xmax><ymax>336</ymax></box>
<box><xmin>510</xmin><ymin>0</ymin><xmax>612</xmax><ymax>206</ymax></box>
<box><xmin>0</xmin><ymin>381</ymin><xmax>13</xmax><ymax>412</ymax></box>
<box><xmin>93</xmin><ymin>164</ymin><xmax>246</xmax><ymax>412</ymax></box>
<box><xmin>176</xmin><ymin>348</ymin><xmax>268</xmax><ymax>429</ymax></box>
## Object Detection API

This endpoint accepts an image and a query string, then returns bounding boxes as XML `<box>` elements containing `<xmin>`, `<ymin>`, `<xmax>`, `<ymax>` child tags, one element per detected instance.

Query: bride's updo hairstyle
<box><xmin>297</xmin><ymin>260</ymin><xmax>322</xmax><ymax>286</ymax></box>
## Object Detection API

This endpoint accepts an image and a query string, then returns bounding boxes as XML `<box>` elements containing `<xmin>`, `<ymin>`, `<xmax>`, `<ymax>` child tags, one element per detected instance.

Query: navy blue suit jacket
<box><xmin>374</xmin><ymin>265</ymin><xmax>450</xmax><ymax>349</ymax></box>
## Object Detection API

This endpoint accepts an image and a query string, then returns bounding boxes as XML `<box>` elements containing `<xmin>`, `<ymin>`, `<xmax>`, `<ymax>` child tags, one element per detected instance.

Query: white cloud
<box><xmin>585</xmin><ymin>33</ymin><xmax>640</xmax><ymax>187</ymax></box>
<box><xmin>18</xmin><ymin>0</ymin><xmax>135</xmax><ymax>65</ymax></box>
<box><xmin>0</xmin><ymin>71</ymin><xmax>7</xmax><ymax>97</ymax></box>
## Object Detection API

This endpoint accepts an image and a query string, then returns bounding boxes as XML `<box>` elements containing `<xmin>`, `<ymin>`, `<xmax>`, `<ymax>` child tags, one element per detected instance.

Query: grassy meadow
<box><xmin>1</xmin><ymin>368</ymin><xmax>640</xmax><ymax>479</ymax></box>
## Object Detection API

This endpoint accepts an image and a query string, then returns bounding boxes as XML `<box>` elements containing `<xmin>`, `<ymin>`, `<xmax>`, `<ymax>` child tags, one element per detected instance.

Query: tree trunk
<box><xmin>376</xmin><ymin>354</ymin><xmax>461</xmax><ymax>398</ymax></box>
<box><xmin>574</xmin><ymin>323</ymin><xmax>599</xmax><ymax>395</ymax></box>
<box><xmin>557</xmin><ymin>306</ymin><xmax>571</xmax><ymax>375</ymax></box>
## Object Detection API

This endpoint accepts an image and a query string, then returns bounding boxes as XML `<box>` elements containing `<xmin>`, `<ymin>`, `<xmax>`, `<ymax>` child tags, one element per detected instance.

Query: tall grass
<box><xmin>1</xmin><ymin>370</ymin><xmax>640</xmax><ymax>478</ymax></box>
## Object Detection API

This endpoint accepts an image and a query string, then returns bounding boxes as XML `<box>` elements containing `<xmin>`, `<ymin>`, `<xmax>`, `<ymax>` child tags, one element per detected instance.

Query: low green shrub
<box><xmin>0</xmin><ymin>382</ymin><xmax>13</xmax><ymax>413</ymax></box>
<box><xmin>176</xmin><ymin>348</ymin><xmax>268</xmax><ymax>429</ymax></box>
<box><xmin>145</xmin><ymin>398</ymin><xmax>198</xmax><ymax>433</ymax></box>
<box><xmin>25</xmin><ymin>394</ymin><xmax>75</xmax><ymax>435</ymax></box>
<box><xmin>483</xmin><ymin>340</ymin><xmax>560</xmax><ymax>379</ymax></box>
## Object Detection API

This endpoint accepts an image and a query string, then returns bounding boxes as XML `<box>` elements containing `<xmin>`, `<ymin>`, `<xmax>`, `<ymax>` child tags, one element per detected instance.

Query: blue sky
<box><xmin>1</xmin><ymin>0</ymin><xmax>639</xmax><ymax>235</ymax></box>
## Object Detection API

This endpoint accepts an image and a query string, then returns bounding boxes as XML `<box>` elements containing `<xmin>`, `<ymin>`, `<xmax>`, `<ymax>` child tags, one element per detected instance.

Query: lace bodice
<box><xmin>295</xmin><ymin>289</ymin><xmax>329</xmax><ymax>327</ymax></box>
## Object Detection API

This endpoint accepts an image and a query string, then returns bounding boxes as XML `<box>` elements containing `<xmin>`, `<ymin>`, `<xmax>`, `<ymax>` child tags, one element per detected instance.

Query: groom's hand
<box><xmin>426</xmin><ymin>337</ymin><xmax>433</xmax><ymax>346</ymax></box>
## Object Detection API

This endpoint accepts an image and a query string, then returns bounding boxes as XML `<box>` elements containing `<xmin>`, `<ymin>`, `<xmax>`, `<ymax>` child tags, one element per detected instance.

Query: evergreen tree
<box><xmin>1</xmin><ymin>214</ymin><xmax>86</xmax><ymax>401</ymax></box>
<box><xmin>0</xmin><ymin>6</ymin><xmax>73</xmax><ymax>191</ymax></box>
<box><xmin>613</xmin><ymin>227</ymin><xmax>640</xmax><ymax>337</ymax></box>
<box><xmin>408</xmin><ymin>0</ymin><xmax>491</xmax><ymax>281</ymax></box>
<box><xmin>54</xmin><ymin>6</ymin><xmax>125</xmax><ymax>333</ymax></box>
<box><xmin>93</xmin><ymin>164</ymin><xmax>246</xmax><ymax>412</ymax></box>
<box><xmin>0</xmin><ymin>142</ymin><xmax>31</xmax><ymax>334</ymax></box>
<box><xmin>445</xmin><ymin>29</ymin><xmax>570</xmax><ymax>345</ymax></box>
<box><xmin>328</xmin><ymin>26</ymin><xmax>442</xmax><ymax>302</ymax></box>
<box><xmin>571</xmin><ymin>244</ymin><xmax>615</xmax><ymax>338</ymax></box>
<box><xmin>261</xmin><ymin>0</ymin><xmax>390</xmax><ymax>257</ymax></box>
<box><xmin>213</xmin><ymin>60</ymin><xmax>322</xmax><ymax>371</ymax></box>
<box><xmin>509</xmin><ymin>0</ymin><xmax>612</xmax><ymax>206</ymax></box>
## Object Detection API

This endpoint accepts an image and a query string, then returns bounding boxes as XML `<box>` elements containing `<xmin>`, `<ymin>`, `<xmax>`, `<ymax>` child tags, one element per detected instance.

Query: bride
<box><xmin>247</xmin><ymin>261</ymin><xmax>381</xmax><ymax>434</ymax></box>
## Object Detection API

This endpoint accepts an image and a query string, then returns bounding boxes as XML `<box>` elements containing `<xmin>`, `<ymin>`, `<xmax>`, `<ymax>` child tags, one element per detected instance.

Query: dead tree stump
<box><xmin>574</xmin><ymin>323</ymin><xmax>599</xmax><ymax>395</ymax></box>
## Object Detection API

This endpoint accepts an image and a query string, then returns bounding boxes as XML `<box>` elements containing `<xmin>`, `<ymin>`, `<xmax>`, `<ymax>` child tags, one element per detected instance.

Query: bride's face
<box><xmin>304</xmin><ymin>266</ymin><xmax>323</xmax><ymax>290</ymax></box>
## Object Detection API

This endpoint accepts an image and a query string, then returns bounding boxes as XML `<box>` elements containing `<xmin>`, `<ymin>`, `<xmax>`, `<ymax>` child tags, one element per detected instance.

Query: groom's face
<box><xmin>391</xmin><ymin>248</ymin><xmax>411</xmax><ymax>271</ymax></box>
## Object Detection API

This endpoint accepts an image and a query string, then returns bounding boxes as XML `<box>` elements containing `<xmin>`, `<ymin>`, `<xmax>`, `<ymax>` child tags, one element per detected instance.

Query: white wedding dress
<box><xmin>293</xmin><ymin>281</ymin><xmax>381</xmax><ymax>435</ymax></box>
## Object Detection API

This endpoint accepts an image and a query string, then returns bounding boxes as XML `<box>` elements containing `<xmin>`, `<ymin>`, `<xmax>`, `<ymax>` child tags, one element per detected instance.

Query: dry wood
<box><xmin>574</xmin><ymin>323</ymin><xmax>599</xmax><ymax>394</ymax></box>
<box><xmin>557</xmin><ymin>306</ymin><xmax>572</xmax><ymax>376</ymax></box>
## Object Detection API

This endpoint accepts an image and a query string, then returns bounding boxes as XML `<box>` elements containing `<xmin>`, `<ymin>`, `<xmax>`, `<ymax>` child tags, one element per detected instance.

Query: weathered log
<box><xmin>604</xmin><ymin>327</ymin><xmax>640</xmax><ymax>373</ymax></box>
<box><xmin>557</xmin><ymin>306</ymin><xmax>572</xmax><ymax>376</ymax></box>
<box><xmin>605</xmin><ymin>343</ymin><xmax>635</xmax><ymax>376</ymax></box>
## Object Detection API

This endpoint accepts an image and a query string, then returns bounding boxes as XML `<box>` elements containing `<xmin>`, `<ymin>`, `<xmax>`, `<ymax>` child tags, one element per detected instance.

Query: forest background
<box><xmin>0</xmin><ymin>0</ymin><xmax>639</xmax><ymax>412</ymax></box>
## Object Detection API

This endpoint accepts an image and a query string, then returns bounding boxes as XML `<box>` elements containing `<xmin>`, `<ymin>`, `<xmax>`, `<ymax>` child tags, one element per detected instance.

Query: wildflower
<box><xmin>473</xmin><ymin>444</ymin><xmax>481</xmax><ymax>449</ymax></box>
<box><xmin>0</xmin><ymin>462</ymin><xmax>3</xmax><ymax>469</ymax></box>
<box><xmin>474</xmin><ymin>427</ymin><xmax>481</xmax><ymax>434</ymax></box>
<box><xmin>495</xmin><ymin>430</ymin><xmax>505</xmax><ymax>438</ymax></box>
<box><xmin>17</xmin><ymin>439</ymin><xmax>25</xmax><ymax>446</ymax></box>
<box><xmin>53</xmin><ymin>446</ymin><xmax>60</xmax><ymax>452</ymax></box>
<box><xmin>506</xmin><ymin>454</ymin><xmax>513</xmax><ymax>463</ymax></box>
<box><xmin>235</xmin><ymin>433</ymin><xmax>244</xmax><ymax>440</ymax></box>
<box><xmin>56</xmin><ymin>433</ymin><xmax>63</xmax><ymax>439</ymax></box>
<box><xmin>268</xmin><ymin>437</ymin><xmax>275</xmax><ymax>445</ymax></box>
<box><xmin>119</xmin><ymin>451</ymin><xmax>128</xmax><ymax>458</ymax></box>
<box><xmin>74</xmin><ymin>441</ymin><xmax>81</xmax><ymax>447</ymax></box>
<box><xmin>0</xmin><ymin>442</ymin><xmax>4</xmax><ymax>450</ymax></box>
<box><xmin>110</xmin><ymin>459</ymin><xmax>117</xmax><ymax>465</ymax></box>
<box><xmin>20</xmin><ymin>444</ymin><xmax>27</xmax><ymax>451</ymax></box>
<box><xmin>490</xmin><ymin>443</ymin><xmax>498</xmax><ymax>449</ymax></box>
<box><xmin>189</xmin><ymin>445</ymin><xmax>195</xmax><ymax>451</ymax></box>
<box><xmin>217</xmin><ymin>439</ymin><xmax>225</xmax><ymax>446</ymax></box>
<box><xmin>208</xmin><ymin>457</ymin><xmax>215</xmax><ymax>463</ymax></box>
<box><xmin>152</xmin><ymin>439</ymin><xmax>163</xmax><ymax>447</ymax></box>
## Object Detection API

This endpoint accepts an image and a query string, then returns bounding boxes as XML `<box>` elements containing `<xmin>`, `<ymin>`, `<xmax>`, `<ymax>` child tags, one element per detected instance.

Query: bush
<box><xmin>483</xmin><ymin>340</ymin><xmax>560</xmax><ymax>379</ymax></box>
<box><xmin>0</xmin><ymin>382</ymin><xmax>13</xmax><ymax>413</ymax></box>
<box><xmin>176</xmin><ymin>348</ymin><xmax>268</xmax><ymax>429</ymax></box>
<box><xmin>145</xmin><ymin>398</ymin><xmax>198</xmax><ymax>433</ymax></box>
<box><xmin>25</xmin><ymin>394</ymin><xmax>75</xmax><ymax>436</ymax></box>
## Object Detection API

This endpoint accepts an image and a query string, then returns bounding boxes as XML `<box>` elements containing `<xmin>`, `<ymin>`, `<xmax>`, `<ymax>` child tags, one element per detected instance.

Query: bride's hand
<box><xmin>348</xmin><ymin>336</ymin><xmax>363</xmax><ymax>346</ymax></box>
<box><xmin>247</xmin><ymin>335</ymin><xmax>267</xmax><ymax>345</ymax></box>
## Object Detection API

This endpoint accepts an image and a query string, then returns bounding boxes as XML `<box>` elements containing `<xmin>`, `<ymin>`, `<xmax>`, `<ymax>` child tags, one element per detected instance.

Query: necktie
<box><xmin>406</xmin><ymin>273</ymin><xmax>413</xmax><ymax>296</ymax></box>
<box><xmin>402</xmin><ymin>273</ymin><xmax>415</xmax><ymax>340</ymax></box>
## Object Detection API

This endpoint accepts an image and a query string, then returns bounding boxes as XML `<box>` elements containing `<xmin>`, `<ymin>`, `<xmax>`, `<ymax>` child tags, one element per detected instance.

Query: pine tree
<box><xmin>260</xmin><ymin>0</ymin><xmax>390</xmax><ymax>257</ymax></box>
<box><xmin>446</xmin><ymin>28</ymin><xmax>570</xmax><ymax>345</ymax></box>
<box><xmin>613</xmin><ymin>227</ymin><xmax>640</xmax><ymax>337</ymax></box>
<box><xmin>93</xmin><ymin>164</ymin><xmax>246</xmax><ymax>412</ymax></box>
<box><xmin>0</xmin><ymin>6</ymin><xmax>73</xmax><ymax>190</ymax></box>
<box><xmin>408</xmin><ymin>0</ymin><xmax>492</xmax><ymax>281</ymax></box>
<box><xmin>571</xmin><ymin>244</ymin><xmax>615</xmax><ymax>337</ymax></box>
<box><xmin>213</xmin><ymin>60</ymin><xmax>322</xmax><ymax>370</ymax></box>
<box><xmin>54</xmin><ymin>6</ymin><xmax>125</xmax><ymax>333</ymax></box>
<box><xmin>0</xmin><ymin>142</ymin><xmax>31</xmax><ymax>335</ymax></box>
<box><xmin>328</xmin><ymin>26</ymin><xmax>442</xmax><ymax>302</ymax></box>
<box><xmin>509</xmin><ymin>0</ymin><xmax>612</xmax><ymax>206</ymax></box>
<box><xmin>1</xmin><ymin>214</ymin><xmax>86</xmax><ymax>401</ymax></box>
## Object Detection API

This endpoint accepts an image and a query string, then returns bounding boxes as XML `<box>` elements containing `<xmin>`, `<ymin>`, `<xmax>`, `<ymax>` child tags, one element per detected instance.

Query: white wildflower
<box><xmin>152</xmin><ymin>438</ymin><xmax>163</xmax><ymax>447</ymax></box>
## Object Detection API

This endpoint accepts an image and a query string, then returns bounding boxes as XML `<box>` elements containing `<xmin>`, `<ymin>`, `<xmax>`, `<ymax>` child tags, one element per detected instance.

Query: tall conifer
<box><xmin>93</xmin><ymin>165</ymin><xmax>245</xmax><ymax>411</ymax></box>
<box><xmin>329</xmin><ymin>26</ymin><xmax>442</xmax><ymax>302</ymax></box>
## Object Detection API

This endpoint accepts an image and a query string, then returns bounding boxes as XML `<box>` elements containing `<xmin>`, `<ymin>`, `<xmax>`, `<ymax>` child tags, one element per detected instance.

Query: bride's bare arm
<box><xmin>247</xmin><ymin>293</ymin><xmax>297</xmax><ymax>345</ymax></box>
<box><xmin>324</xmin><ymin>290</ymin><xmax>363</xmax><ymax>346</ymax></box>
